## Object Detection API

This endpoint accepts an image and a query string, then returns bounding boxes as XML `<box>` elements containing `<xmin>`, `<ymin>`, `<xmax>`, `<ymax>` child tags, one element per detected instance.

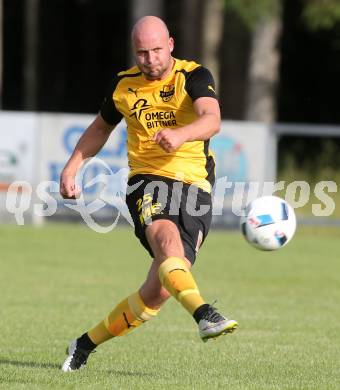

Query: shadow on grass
<box><xmin>0</xmin><ymin>359</ymin><xmax>60</xmax><ymax>369</ymax></box>
<box><xmin>0</xmin><ymin>359</ymin><xmax>153</xmax><ymax>377</ymax></box>
<box><xmin>104</xmin><ymin>369</ymin><xmax>153</xmax><ymax>377</ymax></box>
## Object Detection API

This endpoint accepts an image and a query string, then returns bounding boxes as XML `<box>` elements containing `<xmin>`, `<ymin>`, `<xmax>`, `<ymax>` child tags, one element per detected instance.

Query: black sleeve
<box><xmin>185</xmin><ymin>66</ymin><xmax>218</xmax><ymax>101</ymax></box>
<box><xmin>99</xmin><ymin>76</ymin><xmax>123</xmax><ymax>125</ymax></box>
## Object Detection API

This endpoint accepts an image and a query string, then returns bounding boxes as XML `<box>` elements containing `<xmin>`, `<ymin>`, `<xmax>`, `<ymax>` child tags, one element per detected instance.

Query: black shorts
<box><xmin>126</xmin><ymin>174</ymin><xmax>212</xmax><ymax>264</ymax></box>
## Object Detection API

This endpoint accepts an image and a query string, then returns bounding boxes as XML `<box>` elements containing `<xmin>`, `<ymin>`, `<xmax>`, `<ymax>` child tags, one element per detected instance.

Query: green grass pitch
<box><xmin>0</xmin><ymin>223</ymin><xmax>340</xmax><ymax>389</ymax></box>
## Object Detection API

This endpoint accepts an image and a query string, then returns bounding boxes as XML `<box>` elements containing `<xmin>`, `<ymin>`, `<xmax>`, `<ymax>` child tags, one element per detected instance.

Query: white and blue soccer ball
<box><xmin>240</xmin><ymin>196</ymin><xmax>296</xmax><ymax>251</ymax></box>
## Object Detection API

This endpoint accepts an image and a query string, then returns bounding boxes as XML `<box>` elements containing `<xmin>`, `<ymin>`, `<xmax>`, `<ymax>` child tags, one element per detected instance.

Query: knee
<box><xmin>156</xmin><ymin>234</ymin><xmax>179</xmax><ymax>255</ymax></box>
<box><xmin>146</xmin><ymin>221</ymin><xmax>184</xmax><ymax>259</ymax></box>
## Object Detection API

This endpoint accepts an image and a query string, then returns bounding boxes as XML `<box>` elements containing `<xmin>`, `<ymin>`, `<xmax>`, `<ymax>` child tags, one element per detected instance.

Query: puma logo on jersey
<box><xmin>128</xmin><ymin>87</ymin><xmax>139</xmax><ymax>97</ymax></box>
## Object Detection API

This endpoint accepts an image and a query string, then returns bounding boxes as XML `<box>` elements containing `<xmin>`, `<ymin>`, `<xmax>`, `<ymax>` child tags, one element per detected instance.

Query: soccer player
<box><xmin>60</xmin><ymin>15</ymin><xmax>238</xmax><ymax>372</ymax></box>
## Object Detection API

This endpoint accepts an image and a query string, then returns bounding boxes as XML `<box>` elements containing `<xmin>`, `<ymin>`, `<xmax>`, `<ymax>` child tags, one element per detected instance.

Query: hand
<box><xmin>152</xmin><ymin>128</ymin><xmax>187</xmax><ymax>153</ymax></box>
<box><xmin>60</xmin><ymin>172</ymin><xmax>81</xmax><ymax>199</ymax></box>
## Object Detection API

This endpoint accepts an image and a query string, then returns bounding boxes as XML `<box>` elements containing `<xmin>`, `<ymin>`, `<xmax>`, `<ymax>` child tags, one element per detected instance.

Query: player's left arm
<box><xmin>153</xmin><ymin>66</ymin><xmax>221</xmax><ymax>153</ymax></box>
<box><xmin>153</xmin><ymin>97</ymin><xmax>220</xmax><ymax>153</ymax></box>
<box><xmin>179</xmin><ymin>96</ymin><xmax>221</xmax><ymax>141</ymax></box>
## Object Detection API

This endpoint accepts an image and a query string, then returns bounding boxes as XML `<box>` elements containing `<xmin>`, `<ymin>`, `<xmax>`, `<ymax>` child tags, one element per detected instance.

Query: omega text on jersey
<box><xmin>145</xmin><ymin>111</ymin><xmax>177</xmax><ymax>129</ymax></box>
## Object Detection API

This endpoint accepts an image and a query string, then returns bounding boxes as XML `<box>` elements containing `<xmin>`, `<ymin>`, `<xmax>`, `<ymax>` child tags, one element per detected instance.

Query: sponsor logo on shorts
<box><xmin>136</xmin><ymin>193</ymin><xmax>163</xmax><ymax>225</ymax></box>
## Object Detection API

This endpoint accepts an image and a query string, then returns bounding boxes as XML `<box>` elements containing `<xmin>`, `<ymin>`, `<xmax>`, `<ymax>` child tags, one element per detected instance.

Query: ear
<box><xmin>169</xmin><ymin>37</ymin><xmax>174</xmax><ymax>53</ymax></box>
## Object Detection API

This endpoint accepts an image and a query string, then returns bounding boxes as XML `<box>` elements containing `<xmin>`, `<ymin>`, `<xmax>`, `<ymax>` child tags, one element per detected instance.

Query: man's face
<box><xmin>133</xmin><ymin>33</ymin><xmax>174</xmax><ymax>81</ymax></box>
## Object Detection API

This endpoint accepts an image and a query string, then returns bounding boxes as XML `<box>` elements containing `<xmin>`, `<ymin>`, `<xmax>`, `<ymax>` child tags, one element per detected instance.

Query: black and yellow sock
<box><xmin>158</xmin><ymin>257</ymin><xmax>206</xmax><ymax>315</ymax></box>
<box><xmin>193</xmin><ymin>303</ymin><xmax>210</xmax><ymax>324</ymax></box>
<box><xmin>76</xmin><ymin>332</ymin><xmax>97</xmax><ymax>351</ymax></box>
<box><xmin>87</xmin><ymin>292</ymin><xmax>159</xmax><ymax>346</ymax></box>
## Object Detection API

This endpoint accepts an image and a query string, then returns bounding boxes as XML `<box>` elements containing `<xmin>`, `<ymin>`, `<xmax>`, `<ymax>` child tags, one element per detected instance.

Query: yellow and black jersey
<box><xmin>100</xmin><ymin>58</ymin><xmax>218</xmax><ymax>192</ymax></box>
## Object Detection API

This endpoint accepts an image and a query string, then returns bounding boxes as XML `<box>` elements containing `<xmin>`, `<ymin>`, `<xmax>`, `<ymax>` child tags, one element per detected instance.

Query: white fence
<box><xmin>0</xmin><ymin>111</ymin><xmax>338</xmax><ymax>227</ymax></box>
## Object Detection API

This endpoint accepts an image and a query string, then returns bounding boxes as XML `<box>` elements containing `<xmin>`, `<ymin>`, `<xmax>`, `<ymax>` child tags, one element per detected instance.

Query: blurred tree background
<box><xmin>3</xmin><ymin>0</ymin><xmax>340</xmax><ymax>122</ymax></box>
<box><xmin>220</xmin><ymin>0</ymin><xmax>340</xmax><ymax>184</ymax></box>
<box><xmin>2</xmin><ymin>0</ymin><xmax>340</xmax><ymax>182</ymax></box>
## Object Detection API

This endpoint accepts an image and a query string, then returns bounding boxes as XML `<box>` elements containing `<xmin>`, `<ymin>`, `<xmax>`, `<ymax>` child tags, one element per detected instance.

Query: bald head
<box><xmin>132</xmin><ymin>16</ymin><xmax>170</xmax><ymax>43</ymax></box>
<box><xmin>131</xmin><ymin>16</ymin><xmax>174</xmax><ymax>81</ymax></box>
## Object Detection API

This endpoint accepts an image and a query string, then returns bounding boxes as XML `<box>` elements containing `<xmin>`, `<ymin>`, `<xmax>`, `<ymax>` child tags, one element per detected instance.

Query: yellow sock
<box><xmin>158</xmin><ymin>257</ymin><xmax>205</xmax><ymax>315</ymax></box>
<box><xmin>87</xmin><ymin>292</ymin><xmax>159</xmax><ymax>345</ymax></box>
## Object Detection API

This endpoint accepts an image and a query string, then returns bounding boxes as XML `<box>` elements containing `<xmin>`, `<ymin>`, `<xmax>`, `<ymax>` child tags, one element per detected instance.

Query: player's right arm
<box><xmin>60</xmin><ymin>75</ymin><xmax>123</xmax><ymax>199</ymax></box>
<box><xmin>60</xmin><ymin>114</ymin><xmax>115</xmax><ymax>199</ymax></box>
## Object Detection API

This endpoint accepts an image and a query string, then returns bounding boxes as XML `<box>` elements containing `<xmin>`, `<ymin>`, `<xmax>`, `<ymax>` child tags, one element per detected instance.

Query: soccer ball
<box><xmin>240</xmin><ymin>196</ymin><xmax>296</xmax><ymax>251</ymax></box>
